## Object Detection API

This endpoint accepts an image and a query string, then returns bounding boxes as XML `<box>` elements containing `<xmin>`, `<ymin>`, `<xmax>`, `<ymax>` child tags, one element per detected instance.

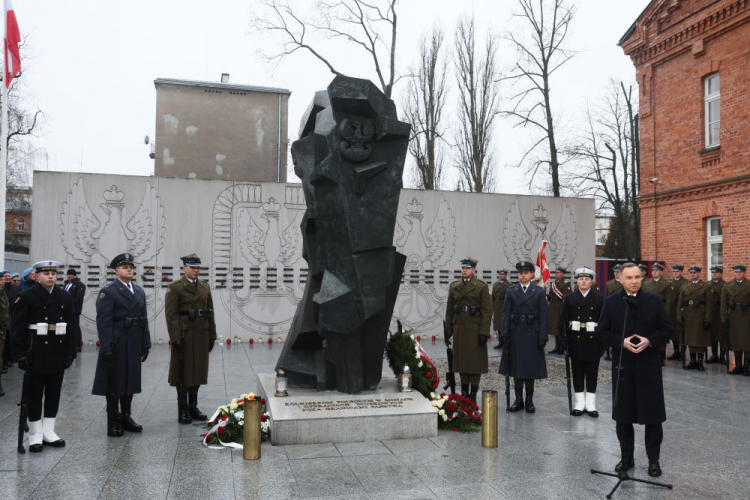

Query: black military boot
<box><xmin>730</xmin><ymin>352</ymin><xmax>744</xmax><ymax>375</ymax></box>
<box><xmin>461</xmin><ymin>384</ymin><xmax>469</xmax><ymax>399</ymax></box>
<box><xmin>719</xmin><ymin>349</ymin><xmax>727</xmax><ymax>364</ymax></box>
<box><xmin>697</xmin><ymin>354</ymin><xmax>705</xmax><ymax>372</ymax></box>
<box><xmin>469</xmin><ymin>385</ymin><xmax>478</xmax><ymax>404</ymax></box>
<box><xmin>684</xmin><ymin>353</ymin><xmax>697</xmax><ymax>370</ymax></box>
<box><xmin>178</xmin><ymin>390</ymin><xmax>192</xmax><ymax>424</ymax></box>
<box><xmin>106</xmin><ymin>396</ymin><xmax>124</xmax><ymax>437</ymax></box>
<box><xmin>524</xmin><ymin>381</ymin><xmax>536</xmax><ymax>414</ymax></box>
<box><xmin>706</xmin><ymin>343</ymin><xmax>719</xmax><ymax>363</ymax></box>
<box><xmin>188</xmin><ymin>392</ymin><xmax>208</xmax><ymax>421</ymax></box>
<box><xmin>603</xmin><ymin>347</ymin><xmax>611</xmax><ymax>361</ymax></box>
<box><xmin>0</xmin><ymin>373</ymin><xmax>5</xmax><ymax>397</ymax></box>
<box><xmin>120</xmin><ymin>396</ymin><xmax>143</xmax><ymax>432</ymax></box>
<box><xmin>508</xmin><ymin>383</ymin><xmax>524</xmax><ymax>412</ymax></box>
<box><xmin>743</xmin><ymin>358</ymin><xmax>750</xmax><ymax>377</ymax></box>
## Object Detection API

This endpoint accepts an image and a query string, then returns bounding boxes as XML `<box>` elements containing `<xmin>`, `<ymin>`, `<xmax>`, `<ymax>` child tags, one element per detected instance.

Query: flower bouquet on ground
<box><xmin>430</xmin><ymin>392</ymin><xmax>481</xmax><ymax>432</ymax></box>
<box><xmin>385</xmin><ymin>320</ymin><xmax>440</xmax><ymax>399</ymax></box>
<box><xmin>202</xmin><ymin>392</ymin><xmax>270</xmax><ymax>449</ymax></box>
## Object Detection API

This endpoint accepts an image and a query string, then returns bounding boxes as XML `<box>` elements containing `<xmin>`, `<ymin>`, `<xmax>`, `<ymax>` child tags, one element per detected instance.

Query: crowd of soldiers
<box><xmin>2</xmin><ymin>252</ymin><xmax>216</xmax><ymax>453</ymax></box>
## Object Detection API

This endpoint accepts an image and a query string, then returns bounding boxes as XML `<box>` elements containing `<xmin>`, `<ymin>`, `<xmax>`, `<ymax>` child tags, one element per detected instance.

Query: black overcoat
<box><xmin>558</xmin><ymin>289</ymin><xmax>604</xmax><ymax>361</ymax></box>
<box><xmin>498</xmin><ymin>283</ymin><xmax>548</xmax><ymax>380</ymax></box>
<box><xmin>596</xmin><ymin>289</ymin><xmax>672</xmax><ymax>425</ymax></box>
<box><xmin>64</xmin><ymin>277</ymin><xmax>87</xmax><ymax>315</ymax></box>
<box><xmin>11</xmin><ymin>283</ymin><xmax>77</xmax><ymax>373</ymax></box>
<box><xmin>92</xmin><ymin>280</ymin><xmax>151</xmax><ymax>396</ymax></box>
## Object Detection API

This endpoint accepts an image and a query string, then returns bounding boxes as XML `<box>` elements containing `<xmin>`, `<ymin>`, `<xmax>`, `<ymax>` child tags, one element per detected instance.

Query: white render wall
<box><xmin>32</xmin><ymin>171</ymin><xmax>595</xmax><ymax>343</ymax></box>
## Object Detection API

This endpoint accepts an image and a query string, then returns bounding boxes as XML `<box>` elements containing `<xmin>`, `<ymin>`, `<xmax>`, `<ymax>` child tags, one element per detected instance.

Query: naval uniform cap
<box><xmin>672</xmin><ymin>264</ymin><xmax>684</xmax><ymax>271</ymax></box>
<box><xmin>110</xmin><ymin>253</ymin><xmax>135</xmax><ymax>269</ymax></box>
<box><xmin>733</xmin><ymin>264</ymin><xmax>747</xmax><ymax>272</ymax></box>
<box><xmin>181</xmin><ymin>253</ymin><xmax>202</xmax><ymax>267</ymax></box>
<box><xmin>612</xmin><ymin>264</ymin><xmax>622</xmax><ymax>272</ymax></box>
<box><xmin>710</xmin><ymin>266</ymin><xmax>723</xmax><ymax>273</ymax></box>
<box><xmin>574</xmin><ymin>267</ymin><xmax>595</xmax><ymax>279</ymax></box>
<box><xmin>33</xmin><ymin>260</ymin><xmax>61</xmax><ymax>273</ymax></box>
<box><xmin>515</xmin><ymin>261</ymin><xmax>535</xmax><ymax>272</ymax></box>
<box><xmin>651</xmin><ymin>262</ymin><xmax>665</xmax><ymax>271</ymax></box>
<box><xmin>688</xmin><ymin>265</ymin><xmax>702</xmax><ymax>273</ymax></box>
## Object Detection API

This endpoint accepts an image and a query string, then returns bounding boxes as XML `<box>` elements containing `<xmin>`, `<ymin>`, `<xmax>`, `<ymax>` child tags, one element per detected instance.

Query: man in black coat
<box><xmin>11</xmin><ymin>260</ymin><xmax>77</xmax><ymax>452</ymax></box>
<box><xmin>2</xmin><ymin>272</ymin><xmax>21</xmax><ymax>373</ymax></box>
<box><xmin>498</xmin><ymin>261</ymin><xmax>549</xmax><ymax>414</ymax></box>
<box><xmin>596</xmin><ymin>262</ymin><xmax>673</xmax><ymax>478</ymax></box>
<box><xmin>63</xmin><ymin>269</ymin><xmax>87</xmax><ymax>353</ymax></box>
<box><xmin>559</xmin><ymin>267</ymin><xmax>604</xmax><ymax>417</ymax></box>
<box><xmin>92</xmin><ymin>253</ymin><xmax>151</xmax><ymax>437</ymax></box>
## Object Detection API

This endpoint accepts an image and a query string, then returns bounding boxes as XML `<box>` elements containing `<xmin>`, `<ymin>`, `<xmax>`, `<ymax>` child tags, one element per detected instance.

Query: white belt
<box><xmin>28</xmin><ymin>322</ymin><xmax>67</xmax><ymax>336</ymax></box>
<box><xmin>570</xmin><ymin>321</ymin><xmax>597</xmax><ymax>332</ymax></box>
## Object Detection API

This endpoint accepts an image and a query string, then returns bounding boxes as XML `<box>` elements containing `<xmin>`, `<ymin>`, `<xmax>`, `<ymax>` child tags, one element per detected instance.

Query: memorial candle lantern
<box><xmin>275</xmin><ymin>368</ymin><xmax>288</xmax><ymax>397</ymax></box>
<box><xmin>399</xmin><ymin>364</ymin><xmax>412</xmax><ymax>392</ymax></box>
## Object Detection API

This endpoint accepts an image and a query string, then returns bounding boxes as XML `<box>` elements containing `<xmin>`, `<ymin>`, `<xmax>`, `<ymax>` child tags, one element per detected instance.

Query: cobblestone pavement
<box><xmin>0</xmin><ymin>341</ymin><xmax>747</xmax><ymax>499</ymax></box>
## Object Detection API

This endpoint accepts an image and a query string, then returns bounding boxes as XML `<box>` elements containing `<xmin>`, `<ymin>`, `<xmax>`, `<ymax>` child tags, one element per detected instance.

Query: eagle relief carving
<box><xmin>338</xmin><ymin>118</ymin><xmax>374</xmax><ymax>163</ymax></box>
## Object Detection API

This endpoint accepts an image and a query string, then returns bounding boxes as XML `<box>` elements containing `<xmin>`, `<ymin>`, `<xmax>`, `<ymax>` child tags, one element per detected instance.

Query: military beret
<box><xmin>710</xmin><ymin>266</ymin><xmax>723</xmax><ymax>273</ymax></box>
<box><xmin>33</xmin><ymin>260</ymin><xmax>61</xmax><ymax>273</ymax></box>
<box><xmin>612</xmin><ymin>264</ymin><xmax>622</xmax><ymax>272</ymax></box>
<box><xmin>554</xmin><ymin>267</ymin><xmax>567</xmax><ymax>274</ymax></box>
<box><xmin>11</xmin><ymin>272</ymin><xmax>19</xmax><ymax>278</ymax></box>
<box><xmin>497</xmin><ymin>269</ymin><xmax>508</xmax><ymax>274</ymax></box>
<box><xmin>22</xmin><ymin>267</ymin><xmax>33</xmax><ymax>278</ymax></box>
<box><xmin>66</xmin><ymin>268</ymin><xmax>78</xmax><ymax>276</ymax></box>
<box><xmin>574</xmin><ymin>267</ymin><xmax>595</xmax><ymax>279</ymax></box>
<box><xmin>688</xmin><ymin>265</ymin><xmax>702</xmax><ymax>273</ymax></box>
<box><xmin>1</xmin><ymin>269</ymin><xmax>8</xmax><ymax>275</ymax></box>
<box><xmin>460</xmin><ymin>256</ymin><xmax>478</xmax><ymax>268</ymax></box>
<box><xmin>516</xmin><ymin>261</ymin><xmax>535</xmax><ymax>272</ymax></box>
<box><xmin>651</xmin><ymin>262</ymin><xmax>665</xmax><ymax>271</ymax></box>
<box><xmin>181</xmin><ymin>253</ymin><xmax>202</xmax><ymax>267</ymax></box>
<box><xmin>110</xmin><ymin>253</ymin><xmax>135</xmax><ymax>269</ymax></box>
<box><xmin>671</xmin><ymin>264</ymin><xmax>684</xmax><ymax>271</ymax></box>
<box><xmin>733</xmin><ymin>264</ymin><xmax>746</xmax><ymax>272</ymax></box>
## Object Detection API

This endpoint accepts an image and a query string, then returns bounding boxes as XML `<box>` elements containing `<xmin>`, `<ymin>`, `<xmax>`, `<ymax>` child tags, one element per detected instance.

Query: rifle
<box><xmin>442</xmin><ymin>321</ymin><xmax>456</xmax><ymax>394</ymax></box>
<box><xmin>564</xmin><ymin>331</ymin><xmax>573</xmax><ymax>416</ymax></box>
<box><xmin>503</xmin><ymin>335</ymin><xmax>510</xmax><ymax>412</ymax></box>
<box><xmin>106</xmin><ymin>339</ymin><xmax>118</xmax><ymax>430</ymax></box>
<box><xmin>724</xmin><ymin>320</ymin><xmax>731</xmax><ymax>375</ymax></box>
<box><xmin>17</xmin><ymin>346</ymin><xmax>30</xmax><ymax>453</ymax></box>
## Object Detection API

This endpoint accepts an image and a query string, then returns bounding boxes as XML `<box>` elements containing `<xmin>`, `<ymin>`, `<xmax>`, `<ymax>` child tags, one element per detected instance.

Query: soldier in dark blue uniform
<box><xmin>11</xmin><ymin>260</ymin><xmax>77</xmax><ymax>452</ymax></box>
<box><xmin>498</xmin><ymin>261</ymin><xmax>549</xmax><ymax>414</ymax></box>
<box><xmin>92</xmin><ymin>253</ymin><xmax>151</xmax><ymax>437</ymax></box>
<box><xmin>559</xmin><ymin>267</ymin><xmax>604</xmax><ymax>417</ymax></box>
<box><xmin>63</xmin><ymin>269</ymin><xmax>86</xmax><ymax>353</ymax></box>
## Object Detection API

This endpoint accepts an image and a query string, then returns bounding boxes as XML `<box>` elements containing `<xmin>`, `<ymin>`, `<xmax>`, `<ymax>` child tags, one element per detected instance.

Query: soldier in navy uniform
<box><xmin>11</xmin><ymin>260</ymin><xmax>77</xmax><ymax>452</ymax></box>
<box><xmin>498</xmin><ymin>261</ymin><xmax>549</xmax><ymax>414</ymax></box>
<box><xmin>92</xmin><ymin>253</ymin><xmax>151</xmax><ymax>437</ymax></box>
<box><xmin>559</xmin><ymin>267</ymin><xmax>604</xmax><ymax>417</ymax></box>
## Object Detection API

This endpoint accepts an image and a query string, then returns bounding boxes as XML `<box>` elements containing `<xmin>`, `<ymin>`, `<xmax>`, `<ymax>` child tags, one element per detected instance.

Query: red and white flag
<box><xmin>535</xmin><ymin>239</ymin><xmax>550</xmax><ymax>287</ymax></box>
<box><xmin>4</xmin><ymin>0</ymin><xmax>21</xmax><ymax>88</ymax></box>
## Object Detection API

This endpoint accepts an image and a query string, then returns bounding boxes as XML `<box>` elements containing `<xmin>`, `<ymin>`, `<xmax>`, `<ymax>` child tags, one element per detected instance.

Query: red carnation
<box><xmin>452</xmin><ymin>426</ymin><xmax>459</xmax><ymax>432</ymax></box>
<box><xmin>217</xmin><ymin>426</ymin><xmax>225</xmax><ymax>436</ymax></box>
<box><xmin>261</xmin><ymin>398</ymin><xmax>267</xmax><ymax>404</ymax></box>
<box><xmin>426</xmin><ymin>372</ymin><xmax>432</xmax><ymax>378</ymax></box>
<box><xmin>261</xmin><ymin>414</ymin><xmax>268</xmax><ymax>422</ymax></box>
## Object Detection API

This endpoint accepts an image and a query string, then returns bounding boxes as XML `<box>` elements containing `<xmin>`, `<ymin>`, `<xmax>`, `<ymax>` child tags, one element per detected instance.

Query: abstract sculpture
<box><xmin>275</xmin><ymin>76</ymin><xmax>409</xmax><ymax>394</ymax></box>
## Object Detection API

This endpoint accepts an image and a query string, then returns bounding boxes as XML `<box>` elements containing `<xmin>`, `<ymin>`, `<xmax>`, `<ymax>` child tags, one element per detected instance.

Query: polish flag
<box><xmin>535</xmin><ymin>240</ymin><xmax>550</xmax><ymax>287</ymax></box>
<box><xmin>4</xmin><ymin>0</ymin><xmax>21</xmax><ymax>88</ymax></box>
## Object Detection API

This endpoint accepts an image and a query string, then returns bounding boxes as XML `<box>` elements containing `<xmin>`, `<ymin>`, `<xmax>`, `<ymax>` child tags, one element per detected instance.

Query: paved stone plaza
<box><xmin>0</xmin><ymin>342</ymin><xmax>747</xmax><ymax>499</ymax></box>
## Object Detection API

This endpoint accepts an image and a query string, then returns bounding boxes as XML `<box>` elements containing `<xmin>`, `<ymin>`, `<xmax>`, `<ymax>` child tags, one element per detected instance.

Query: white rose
<box><xmin>430</xmin><ymin>392</ymin><xmax>436</xmax><ymax>399</ymax></box>
<box><xmin>410</xmin><ymin>335</ymin><xmax>415</xmax><ymax>340</ymax></box>
<box><xmin>230</xmin><ymin>402</ymin><xmax>238</xmax><ymax>411</ymax></box>
<box><xmin>441</xmin><ymin>414</ymin><xmax>448</xmax><ymax>422</ymax></box>
<box><xmin>439</xmin><ymin>409</ymin><xmax>445</xmax><ymax>416</ymax></box>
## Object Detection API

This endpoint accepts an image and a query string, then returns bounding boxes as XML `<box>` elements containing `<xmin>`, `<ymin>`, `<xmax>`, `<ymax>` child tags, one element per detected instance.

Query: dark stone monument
<box><xmin>276</xmin><ymin>76</ymin><xmax>409</xmax><ymax>394</ymax></box>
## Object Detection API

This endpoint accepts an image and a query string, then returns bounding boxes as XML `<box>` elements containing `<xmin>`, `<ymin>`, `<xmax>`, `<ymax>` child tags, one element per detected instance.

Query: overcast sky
<box><xmin>13</xmin><ymin>0</ymin><xmax>648</xmax><ymax>195</ymax></box>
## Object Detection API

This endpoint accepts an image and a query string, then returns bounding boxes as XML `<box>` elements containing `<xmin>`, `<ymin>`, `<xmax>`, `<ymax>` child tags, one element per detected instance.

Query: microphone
<box><xmin>623</xmin><ymin>295</ymin><xmax>637</xmax><ymax>309</ymax></box>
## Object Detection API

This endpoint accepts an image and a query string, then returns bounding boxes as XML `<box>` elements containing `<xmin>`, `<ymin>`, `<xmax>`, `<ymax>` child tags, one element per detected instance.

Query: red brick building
<box><xmin>620</xmin><ymin>0</ymin><xmax>749</xmax><ymax>279</ymax></box>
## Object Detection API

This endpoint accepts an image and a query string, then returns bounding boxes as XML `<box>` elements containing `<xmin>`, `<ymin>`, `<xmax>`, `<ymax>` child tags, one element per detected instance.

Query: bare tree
<box><xmin>402</xmin><ymin>25</ymin><xmax>449</xmax><ymax>190</ymax></box>
<box><xmin>453</xmin><ymin>16</ymin><xmax>500</xmax><ymax>193</ymax></box>
<box><xmin>565</xmin><ymin>81</ymin><xmax>640</xmax><ymax>257</ymax></box>
<box><xmin>252</xmin><ymin>0</ymin><xmax>401</xmax><ymax>98</ymax></box>
<box><xmin>501</xmin><ymin>0</ymin><xmax>575</xmax><ymax>197</ymax></box>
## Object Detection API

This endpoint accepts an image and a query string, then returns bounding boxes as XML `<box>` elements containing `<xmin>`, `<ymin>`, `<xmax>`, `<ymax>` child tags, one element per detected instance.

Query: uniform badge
<box><xmin>99</xmin><ymin>292</ymin><xmax>106</xmax><ymax>299</ymax></box>
<box><xmin>166</xmin><ymin>288</ymin><xmax>172</xmax><ymax>293</ymax></box>
<box><xmin>14</xmin><ymin>297</ymin><xmax>20</xmax><ymax>304</ymax></box>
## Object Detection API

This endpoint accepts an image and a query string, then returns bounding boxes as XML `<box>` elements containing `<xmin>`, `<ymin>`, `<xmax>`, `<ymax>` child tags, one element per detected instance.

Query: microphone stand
<box><xmin>590</xmin><ymin>294</ymin><xmax>673</xmax><ymax>498</ymax></box>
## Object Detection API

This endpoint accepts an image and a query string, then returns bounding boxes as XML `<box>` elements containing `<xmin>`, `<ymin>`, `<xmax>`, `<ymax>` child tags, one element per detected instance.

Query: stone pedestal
<box><xmin>257</xmin><ymin>373</ymin><xmax>437</xmax><ymax>445</ymax></box>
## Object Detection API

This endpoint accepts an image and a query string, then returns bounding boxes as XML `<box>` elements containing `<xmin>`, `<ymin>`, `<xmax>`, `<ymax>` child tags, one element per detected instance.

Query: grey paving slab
<box><xmin>283</xmin><ymin>442</ymin><xmax>341</xmax><ymax>460</ymax></box>
<box><xmin>334</xmin><ymin>441</ymin><xmax>391</xmax><ymax>457</ymax></box>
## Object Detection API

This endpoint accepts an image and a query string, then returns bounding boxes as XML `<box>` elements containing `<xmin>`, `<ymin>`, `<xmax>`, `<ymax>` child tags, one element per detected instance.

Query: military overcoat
<box><xmin>558</xmin><ymin>289</ymin><xmax>604</xmax><ymax>361</ymax></box>
<box><xmin>92</xmin><ymin>279</ymin><xmax>151</xmax><ymax>396</ymax></box>
<box><xmin>11</xmin><ymin>283</ymin><xmax>77</xmax><ymax>373</ymax></box>
<box><xmin>677</xmin><ymin>280</ymin><xmax>712</xmax><ymax>347</ymax></box>
<box><xmin>547</xmin><ymin>278</ymin><xmax>571</xmax><ymax>337</ymax></box>
<box><xmin>166</xmin><ymin>276</ymin><xmax>217</xmax><ymax>387</ymax></box>
<box><xmin>720</xmin><ymin>280</ymin><xmax>750</xmax><ymax>351</ymax></box>
<box><xmin>445</xmin><ymin>275</ymin><xmax>492</xmax><ymax>374</ymax></box>
<box><xmin>643</xmin><ymin>278</ymin><xmax>669</xmax><ymax>307</ymax></box>
<box><xmin>491</xmin><ymin>280</ymin><xmax>511</xmax><ymax>333</ymax></box>
<box><xmin>708</xmin><ymin>279</ymin><xmax>725</xmax><ymax>343</ymax></box>
<box><xmin>665</xmin><ymin>276</ymin><xmax>687</xmax><ymax>343</ymax></box>
<box><xmin>605</xmin><ymin>279</ymin><xmax>623</xmax><ymax>296</ymax></box>
<box><xmin>498</xmin><ymin>283</ymin><xmax>549</xmax><ymax>380</ymax></box>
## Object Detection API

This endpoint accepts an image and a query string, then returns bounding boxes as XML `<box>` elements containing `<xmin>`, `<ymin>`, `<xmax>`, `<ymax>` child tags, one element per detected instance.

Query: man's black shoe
<box><xmin>729</xmin><ymin>366</ymin><xmax>743</xmax><ymax>375</ymax></box>
<box><xmin>121</xmin><ymin>414</ymin><xmax>143</xmax><ymax>432</ymax></box>
<box><xmin>705</xmin><ymin>355</ymin><xmax>719</xmax><ymax>364</ymax></box>
<box><xmin>508</xmin><ymin>399</ymin><xmax>524</xmax><ymax>412</ymax></box>
<box><xmin>684</xmin><ymin>361</ymin><xmax>698</xmax><ymax>370</ymax></box>
<box><xmin>525</xmin><ymin>397</ymin><xmax>535</xmax><ymax>413</ymax></box>
<box><xmin>493</xmin><ymin>343</ymin><xmax>503</xmax><ymax>350</ymax></box>
<box><xmin>667</xmin><ymin>351</ymin><xmax>681</xmax><ymax>360</ymax></box>
<box><xmin>29</xmin><ymin>444</ymin><xmax>43</xmax><ymax>453</ymax></box>
<box><xmin>615</xmin><ymin>457</ymin><xmax>634</xmax><ymax>473</ymax></box>
<box><xmin>648</xmin><ymin>460</ymin><xmax>662</xmax><ymax>477</ymax></box>
<box><xmin>178</xmin><ymin>407</ymin><xmax>192</xmax><ymax>424</ymax></box>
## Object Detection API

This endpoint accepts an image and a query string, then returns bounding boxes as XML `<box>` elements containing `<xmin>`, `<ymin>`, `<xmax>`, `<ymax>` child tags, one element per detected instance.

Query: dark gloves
<box><xmin>141</xmin><ymin>349</ymin><xmax>149</xmax><ymax>363</ymax></box>
<box><xmin>65</xmin><ymin>355</ymin><xmax>75</xmax><ymax>369</ymax></box>
<box><xmin>171</xmin><ymin>339</ymin><xmax>182</xmax><ymax>351</ymax></box>
<box><xmin>102</xmin><ymin>351</ymin><xmax>115</xmax><ymax>367</ymax></box>
<box><xmin>497</xmin><ymin>337</ymin><xmax>505</xmax><ymax>349</ymax></box>
<box><xmin>703</xmin><ymin>322</ymin><xmax>710</xmax><ymax>331</ymax></box>
<box><xmin>538</xmin><ymin>339</ymin><xmax>547</xmax><ymax>351</ymax></box>
<box><xmin>18</xmin><ymin>357</ymin><xmax>29</xmax><ymax>371</ymax></box>
<box><xmin>478</xmin><ymin>335</ymin><xmax>488</xmax><ymax>347</ymax></box>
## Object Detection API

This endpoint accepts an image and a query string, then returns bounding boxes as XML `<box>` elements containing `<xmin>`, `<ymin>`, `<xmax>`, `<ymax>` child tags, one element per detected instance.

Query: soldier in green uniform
<box><xmin>492</xmin><ymin>269</ymin><xmax>511</xmax><ymax>350</ymax></box>
<box><xmin>166</xmin><ymin>254</ymin><xmax>218</xmax><ymax>423</ymax></box>
<box><xmin>547</xmin><ymin>267</ymin><xmax>572</xmax><ymax>355</ymax></box>
<box><xmin>643</xmin><ymin>263</ymin><xmax>670</xmax><ymax>365</ymax></box>
<box><xmin>665</xmin><ymin>265</ymin><xmax>687</xmax><ymax>361</ymax></box>
<box><xmin>639</xmin><ymin>263</ymin><xmax>649</xmax><ymax>280</ymax></box>
<box><xmin>605</xmin><ymin>265</ymin><xmax>623</xmax><ymax>296</ymax></box>
<box><xmin>677</xmin><ymin>266</ymin><xmax>712</xmax><ymax>371</ymax></box>
<box><xmin>445</xmin><ymin>256</ymin><xmax>492</xmax><ymax>403</ymax></box>
<box><xmin>720</xmin><ymin>264</ymin><xmax>750</xmax><ymax>376</ymax></box>
<box><xmin>706</xmin><ymin>266</ymin><xmax>725</xmax><ymax>363</ymax></box>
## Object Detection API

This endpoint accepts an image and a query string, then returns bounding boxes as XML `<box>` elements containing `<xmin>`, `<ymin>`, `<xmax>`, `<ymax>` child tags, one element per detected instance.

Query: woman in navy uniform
<box><xmin>11</xmin><ymin>260</ymin><xmax>77</xmax><ymax>452</ymax></box>
<box><xmin>559</xmin><ymin>267</ymin><xmax>603</xmax><ymax>417</ymax></box>
<box><xmin>498</xmin><ymin>261</ymin><xmax>549</xmax><ymax>413</ymax></box>
<box><xmin>92</xmin><ymin>253</ymin><xmax>151</xmax><ymax>437</ymax></box>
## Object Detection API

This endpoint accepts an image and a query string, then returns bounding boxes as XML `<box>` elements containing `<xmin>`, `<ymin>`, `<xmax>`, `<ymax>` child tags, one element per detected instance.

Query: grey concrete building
<box><xmin>153</xmin><ymin>77</ymin><xmax>290</xmax><ymax>182</ymax></box>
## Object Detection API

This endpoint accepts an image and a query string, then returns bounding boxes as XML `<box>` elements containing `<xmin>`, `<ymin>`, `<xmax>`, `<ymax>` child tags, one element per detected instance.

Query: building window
<box><xmin>17</xmin><ymin>219</ymin><xmax>25</xmax><ymax>231</ymax></box>
<box><xmin>707</xmin><ymin>217</ymin><xmax>722</xmax><ymax>279</ymax></box>
<box><xmin>704</xmin><ymin>74</ymin><xmax>720</xmax><ymax>148</ymax></box>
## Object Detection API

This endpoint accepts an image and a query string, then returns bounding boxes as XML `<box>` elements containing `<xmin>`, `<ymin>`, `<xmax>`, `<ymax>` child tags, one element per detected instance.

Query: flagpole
<box><xmin>0</xmin><ymin>3</ymin><xmax>7</xmax><ymax>270</ymax></box>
